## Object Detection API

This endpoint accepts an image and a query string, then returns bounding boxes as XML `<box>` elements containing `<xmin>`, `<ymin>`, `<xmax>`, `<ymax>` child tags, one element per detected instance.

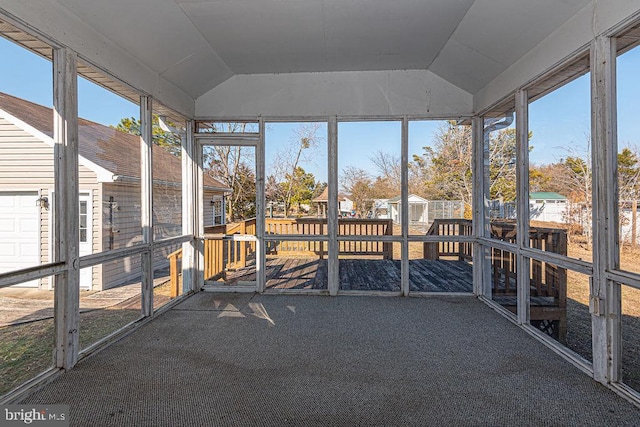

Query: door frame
<box><xmin>197</xmin><ymin>131</ymin><xmax>264</xmax><ymax>291</ymax></box>
<box><xmin>47</xmin><ymin>190</ymin><xmax>94</xmax><ymax>290</ymax></box>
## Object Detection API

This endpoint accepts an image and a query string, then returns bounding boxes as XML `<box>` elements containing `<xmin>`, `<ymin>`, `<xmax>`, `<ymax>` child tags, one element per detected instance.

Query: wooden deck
<box><xmin>205</xmin><ymin>255</ymin><xmax>565</xmax><ymax>340</ymax></box>
<box><xmin>206</xmin><ymin>257</ymin><xmax>474</xmax><ymax>292</ymax></box>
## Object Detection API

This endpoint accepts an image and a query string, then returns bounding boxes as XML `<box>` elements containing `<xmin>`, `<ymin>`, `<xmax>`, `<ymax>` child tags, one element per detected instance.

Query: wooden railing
<box><xmin>169</xmin><ymin>217</ymin><xmax>394</xmax><ymax>283</ymax></box>
<box><xmin>425</xmin><ymin>219</ymin><xmax>568</xmax><ymax>296</ymax></box>
<box><xmin>167</xmin><ymin>247</ymin><xmax>182</xmax><ymax>298</ymax></box>
<box><xmin>423</xmin><ymin>219</ymin><xmax>473</xmax><ymax>261</ymax></box>
<box><xmin>264</xmin><ymin>218</ymin><xmax>393</xmax><ymax>259</ymax></box>
<box><xmin>426</xmin><ymin>218</ymin><xmax>568</xmax><ymax>341</ymax></box>
<box><xmin>339</xmin><ymin>218</ymin><xmax>393</xmax><ymax>259</ymax></box>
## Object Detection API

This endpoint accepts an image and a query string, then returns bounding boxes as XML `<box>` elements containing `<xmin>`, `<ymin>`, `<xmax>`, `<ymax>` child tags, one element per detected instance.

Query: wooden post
<box><xmin>516</xmin><ymin>89</ymin><xmax>531</xmax><ymax>325</ymax></box>
<box><xmin>53</xmin><ymin>48</ymin><xmax>80</xmax><ymax>370</ymax></box>
<box><xmin>556</xmin><ymin>232</ymin><xmax>568</xmax><ymax>342</ymax></box>
<box><xmin>591</xmin><ymin>35</ymin><xmax>621</xmax><ymax>384</ymax></box>
<box><xmin>472</xmin><ymin>116</ymin><xmax>491</xmax><ymax>297</ymax></box>
<box><xmin>256</xmin><ymin>118</ymin><xmax>266</xmax><ymax>292</ymax></box>
<box><xmin>239</xmin><ymin>220</ymin><xmax>247</xmax><ymax>268</ymax></box>
<box><xmin>203</xmin><ymin>240</ymin><xmax>209</xmax><ymax>280</ymax></box>
<box><xmin>401</xmin><ymin>117</ymin><xmax>409</xmax><ymax>295</ymax></box>
<box><xmin>182</xmin><ymin>120</ymin><xmax>199</xmax><ymax>293</ymax></box>
<box><xmin>140</xmin><ymin>96</ymin><xmax>154</xmax><ymax>315</ymax></box>
<box><xmin>424</xmin><ymin>242</ymin><xmax>439</xmax><ymax>260</ymax></box>
<box><xmin>383</xmin><ymin>218</ymin><xmax>394</xmax><ymax>260</ymax></box>
<box><xmin>328</xmin><ymin>116</ymin><xmax>339</xmax><ymax>295</ymax></box>
<box><xmin>196</xmin><ymin>132</ymin><xmax>205</xmax><ymax>287</ymax></box>
<box><xmin>169</xmin><ymin>253</ymin><xmax>179</xmax><ymax>298</ymax></box>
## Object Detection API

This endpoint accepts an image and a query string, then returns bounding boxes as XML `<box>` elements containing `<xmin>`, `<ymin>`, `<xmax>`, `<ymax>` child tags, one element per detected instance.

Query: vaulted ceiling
<box><xmin>50</xmin><ymin>0</ymin><xmax>593</xmax><ymax>99</ymax></box>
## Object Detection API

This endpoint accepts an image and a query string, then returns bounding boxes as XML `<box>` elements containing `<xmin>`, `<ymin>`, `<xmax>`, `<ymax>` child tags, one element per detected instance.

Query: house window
<box><xmin>79</xmin><ymin>200</ymin><xmax>88</xmax><ymax>243</ymax></box>
<box><xmin>212</xmin><ymin>198</ymin><xmax>224</xmax><ymax>225</ymax></box>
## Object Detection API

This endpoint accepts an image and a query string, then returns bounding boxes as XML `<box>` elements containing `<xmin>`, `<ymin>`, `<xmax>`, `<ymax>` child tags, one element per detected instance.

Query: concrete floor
<box><xmin>21</xmin><ymin>293</ymin><xmax>640</xmax><ymax>426</ymax></box>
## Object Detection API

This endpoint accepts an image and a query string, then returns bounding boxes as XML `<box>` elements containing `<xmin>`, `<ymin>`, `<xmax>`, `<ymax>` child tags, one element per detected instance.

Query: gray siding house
<box><xmin>0</xmin><ymin>93</ymin><xmax>228</xmax><ymax>290</ymax></box>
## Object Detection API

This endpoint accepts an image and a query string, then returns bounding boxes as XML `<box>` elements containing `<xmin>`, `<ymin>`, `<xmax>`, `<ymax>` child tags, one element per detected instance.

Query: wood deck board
<box><xmin>409</xmin><ymin>260</ymin><xmax>473</xmax><ymax>292</ymax></box>
<box><xmin>214</xmin><ymin>258</ymin><xmax>561</xmax><ymax>307</ymax></box>
<box><xmin>218</xmin><ymin>258</ymin><xmax>474</xmax><ymax>292</ymax></box>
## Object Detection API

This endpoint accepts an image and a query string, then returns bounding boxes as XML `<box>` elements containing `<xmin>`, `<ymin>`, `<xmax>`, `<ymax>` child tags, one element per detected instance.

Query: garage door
<box><xmin>0</xmin><ymin>192</ymin><xmax>40</xmax><ymax>287</ymax></box>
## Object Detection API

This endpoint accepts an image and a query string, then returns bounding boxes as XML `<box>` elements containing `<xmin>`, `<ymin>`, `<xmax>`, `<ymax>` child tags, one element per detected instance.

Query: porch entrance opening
<box><xmin>201</xmin><ymin>140</ymin><xmax>258</xmax><ymax>290</ymax></box>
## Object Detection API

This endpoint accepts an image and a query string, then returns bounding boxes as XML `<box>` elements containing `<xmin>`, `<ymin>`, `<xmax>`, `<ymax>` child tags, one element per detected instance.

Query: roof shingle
<box><xmin>0</xmin><ymin>92</ymin><xmax>227</xmax><ymax>189</ymax></box>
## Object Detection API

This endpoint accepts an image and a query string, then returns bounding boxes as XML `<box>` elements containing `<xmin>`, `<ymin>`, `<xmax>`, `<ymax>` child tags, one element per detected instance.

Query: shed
<box><xmin>388</xmin><ymin>194</ymin><xmax>428</xmax><ymax>225</ymax></box>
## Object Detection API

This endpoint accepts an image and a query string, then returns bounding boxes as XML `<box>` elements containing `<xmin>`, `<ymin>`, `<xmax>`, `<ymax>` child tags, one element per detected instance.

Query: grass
<box><xmin>0</xmin><ymin>318</ymin><xmax>55</xmax><ymax>396</ymax></box>
<box><xmin>0</xmin><ymin>277</ymin><xmax>182</xmax><ymax>396</ymax></box>
<box><xmin>0</xmin><ymin>308</ymin><xmax>142</xmax><ymax>396</ymax></box>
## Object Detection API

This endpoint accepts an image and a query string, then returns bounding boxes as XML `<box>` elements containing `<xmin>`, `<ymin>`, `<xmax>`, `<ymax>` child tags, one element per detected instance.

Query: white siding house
<box><xmin>529</xmin><ymin>192</ymin><xmax>568</xmax><ymax>223</ymax></box>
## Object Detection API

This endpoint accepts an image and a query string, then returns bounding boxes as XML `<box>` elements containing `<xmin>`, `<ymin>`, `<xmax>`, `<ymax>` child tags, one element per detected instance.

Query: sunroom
<box><xmin>0</xmin><ymin>0</ymin><xmax>640</xmax><ymax>423</ymax></box>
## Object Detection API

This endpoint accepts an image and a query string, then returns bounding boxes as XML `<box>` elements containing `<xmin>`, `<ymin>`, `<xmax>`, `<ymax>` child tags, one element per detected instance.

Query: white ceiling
<box><xmin>51</xmin><ymin>0</ymin><xmax>592</xmax><ymax>99</ymax></box>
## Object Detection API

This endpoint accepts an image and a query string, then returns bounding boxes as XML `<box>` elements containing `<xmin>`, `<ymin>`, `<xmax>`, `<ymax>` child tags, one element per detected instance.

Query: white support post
<box><xmin>401</xmin><ymin>117</ymin><xmax>409</xmax><ymax>296</ymax></box>
<box><xmin>516</xmin><ymin>89</ymin><xmax>531</xmax><ymax>325</ymax></box>
<box><xmin>328</xmin><ymin>116</ymin><xmax>339</xmax><ymax>295</ymax></box>
<box><xmin>53</xmin><ymin>48</ymin><xmax>80</xmax><ymax>370</ymax></box>
<box><xmin>182</xmin><ymin>119</ymin><xmax>198</xmax><ymax>293</ymax></box>
<box><xmin>590</xmin><ymin>35</ymin><xmax>621</xmax><ymax>384</ymax></box>
<box><xmin>196</xmin><ymin>134</ymin><xmax>205</xmax><ymax>289</ymax></box>
<box><xmin>256</xmin><ymin>118</ymin><xmax>266</xmax><ymax>292</ymax></box>
<box><xmin>472</xmin><ymin>116</ymin><xmax>491</xmax><ymax>298</ymax></box>
<box><xmin>140</xmin><ymin>96</ymin><xmax>154</xmax><ymax>316</ymax></box>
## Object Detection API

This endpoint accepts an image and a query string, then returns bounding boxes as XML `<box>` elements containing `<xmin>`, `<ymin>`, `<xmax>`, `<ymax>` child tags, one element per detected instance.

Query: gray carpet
<box><xmin>22</xmin><ymin>293</ymin><xmax>640</xmax><ymax>426</ymax></box>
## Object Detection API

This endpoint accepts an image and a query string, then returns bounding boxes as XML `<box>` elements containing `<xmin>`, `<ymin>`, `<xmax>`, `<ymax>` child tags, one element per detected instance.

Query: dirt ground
<box><xmin>566</xmin><ymin>237</ymin><xmax>640</xmax><ymax>390</ymax></box>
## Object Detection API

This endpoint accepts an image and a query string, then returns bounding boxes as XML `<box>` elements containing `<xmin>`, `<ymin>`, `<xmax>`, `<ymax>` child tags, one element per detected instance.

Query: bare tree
<box><xmin>488</xmin><ymin>128</ymin><xmax>517</xmax><ymax>202</ymax></box>
<box><xmin>370</xmin><ymin>150</ymin><xmax>401</xmax><ymax>189</ymax></box>
<box><xmin>205</xmin><ymin>145</ymin><xmax>256</xmax><ymax>222</ymax></box>
<box><xmin>555</xmin><ymin>140</ymin><xmax>592</xmax><ymax>246</ymax></box>
<box><xmin>411</xmin><ymin>122</ymin><xmax>474</xmax><ymax>207</ymax></box>
<box><xmin>203</xmin><ymin>123</ymin><xmax>256</xmax><ymax>222</ymax></box>
<box><xmin>340</xmin><ymin>166</ymin><xmax>373</xmax><ymax>217</ymax></box>
<box><xmin>270</xmin><ymin>123</ymin><xmax>324</xmax><ymax>217</ymax></box>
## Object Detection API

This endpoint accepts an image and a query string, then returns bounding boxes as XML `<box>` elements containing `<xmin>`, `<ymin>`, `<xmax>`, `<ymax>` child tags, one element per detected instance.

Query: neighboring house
<box><xmin>529</xmin><ymin>192</ymin><xmax>568</xmax><ymax>223</ymax></box>
<box><xmin>312</xmin><ymin>188</ymin><xmax>354</xmax><ymax>217</ymax></box>
<box><xmin>371</xmin><ymin>199</ymin><xmax>389</xmax><ymax>219</ymax></box>
<box><xmin>0</xmin><ymin>93</ymin><xmax>229</xmax><ymax>290</ymax></box>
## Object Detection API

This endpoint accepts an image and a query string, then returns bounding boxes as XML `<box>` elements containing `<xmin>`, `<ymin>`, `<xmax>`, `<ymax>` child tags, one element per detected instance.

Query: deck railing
<box><xmin>425</xmin><ymin>219</ymin><xmax>568</xmax><ymax>296</ymax></box>
<box><xmin>264</xmin><ymin>218</ymin><xmax>393</xmax><ymax>258</ymax></box>
<box><xmin>426</xmin><ymin>218</ymin><xmax>568</xmax><ymax>340</ymax></box>
<box><xmin>423</xmin><ymin>219</ymin><xmax>473</xmax><ymax>261</ymax></box>
<box><xmin>168</xmin><ymin>217</ymin><xmax>394</xmax><ymax>283</ymax></box>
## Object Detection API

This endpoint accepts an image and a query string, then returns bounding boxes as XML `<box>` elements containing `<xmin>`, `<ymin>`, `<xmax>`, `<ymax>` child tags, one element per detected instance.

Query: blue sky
<box><xmin>1</xmin><ymin>35</ymin><xmax>639</xmax><ymax>175</ymax></box>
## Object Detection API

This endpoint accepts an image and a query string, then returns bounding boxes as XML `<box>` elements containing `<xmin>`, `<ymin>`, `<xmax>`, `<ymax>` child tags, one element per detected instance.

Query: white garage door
<box><xmin>0</xmin><ymin>192</ymin><xmax>40</xmax><ymax>287</ymax></box>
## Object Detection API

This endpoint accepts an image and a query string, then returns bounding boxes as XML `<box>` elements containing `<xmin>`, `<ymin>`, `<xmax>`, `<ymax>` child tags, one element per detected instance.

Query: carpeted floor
<box><xmin>22</xmin><ymin>293</ymin><xmax>640</xmax><ymax>426</ymax></box>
